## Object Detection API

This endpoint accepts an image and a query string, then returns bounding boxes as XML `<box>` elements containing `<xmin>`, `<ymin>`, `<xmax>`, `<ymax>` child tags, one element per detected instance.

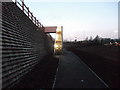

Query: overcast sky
<box><xmin>24</xmin><ymin>0</ymin><xmax>118</xmax><ymax>41</ymax></box>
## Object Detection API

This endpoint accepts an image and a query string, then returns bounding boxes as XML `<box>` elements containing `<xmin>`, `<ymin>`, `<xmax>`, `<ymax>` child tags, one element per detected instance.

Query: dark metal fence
<box><xmin>15</xmin><ymin>0</ymin><xmax>44</xmax><ymax>31</ymax></box>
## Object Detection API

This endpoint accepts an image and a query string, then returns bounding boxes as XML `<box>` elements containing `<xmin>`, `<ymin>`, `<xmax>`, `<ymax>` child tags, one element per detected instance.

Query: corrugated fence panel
<box><xmin>1</xmin><ymin>2</ymin><xmax>53</xmax><ymax>89</ymax></box>
<box><xmin>0</xmin><ymin>1</ymin><xmax>2</xmax><ymax>90</ymax></box>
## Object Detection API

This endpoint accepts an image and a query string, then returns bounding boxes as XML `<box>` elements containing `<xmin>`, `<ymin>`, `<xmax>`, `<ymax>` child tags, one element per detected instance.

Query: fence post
<box><xmin>37</xmin><ymin>20</ymin><xmax>38</xmax><ymax>26</ymax></box>
<box><xmin>31</xmin><ymin>13</ymin><xmax>33</xmax><ymax>21</ymax></box>
<box><xmin>39</xmin><ymin>22</ymin><xmax>41</xmax><ymax>28</ymax></box>
<box><xmin>38</xmin><ymin>22</ymin><xmax>40</xmax><ymax>28</ymax></box>
<box><xmin>27</xmin><ymin>7</ymin><xmax>30</xmax><ymax>18</ymax></box>
<box><xmin>35</xmin><ymin>17</ymin><xmax>36</xmax><ymax>25</ymax></box>
<box><xmin>22</xmin><ymin>0</ymin><xmax>24</xmax><ymax>12</ymax></box>
<box><xmin>15</xmin><ymin>0</ymin><xmax>17</xmax><ymax>5</ymax></box>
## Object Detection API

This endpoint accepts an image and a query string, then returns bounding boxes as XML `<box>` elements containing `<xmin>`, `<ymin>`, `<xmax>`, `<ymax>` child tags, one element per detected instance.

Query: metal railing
<box><xmin>14</xmin><ymin>0</ymin><xmax>45</xmax><ymax>31</ymax></box>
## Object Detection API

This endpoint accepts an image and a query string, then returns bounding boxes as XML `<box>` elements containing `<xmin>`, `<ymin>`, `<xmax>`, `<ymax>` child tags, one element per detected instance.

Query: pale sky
<box><xmin>23</xmin><ymin>0</ymin><xmax>118</xmax><ymax>41</ymax></box>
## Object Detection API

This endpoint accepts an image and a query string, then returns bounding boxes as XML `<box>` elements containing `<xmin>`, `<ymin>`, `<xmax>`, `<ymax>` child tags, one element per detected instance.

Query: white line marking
<box><xmin>52</xmin><ymin>57</ymin><xmax>60</xmax><ymax>89</ymax></box>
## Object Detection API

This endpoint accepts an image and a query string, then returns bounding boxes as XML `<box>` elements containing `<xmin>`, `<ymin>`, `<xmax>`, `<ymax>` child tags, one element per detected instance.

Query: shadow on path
<box><xmin>12</xmin><ymin>55</ymin><xmax>59</xmax><ymax>88</ymax></box>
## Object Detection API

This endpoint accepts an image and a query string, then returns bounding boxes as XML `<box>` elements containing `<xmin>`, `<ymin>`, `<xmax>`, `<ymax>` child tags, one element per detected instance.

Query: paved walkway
<box><xmin>54</xmin><ymin>50</ymin><xmax>109</xmax><ymax>88</ymax></box>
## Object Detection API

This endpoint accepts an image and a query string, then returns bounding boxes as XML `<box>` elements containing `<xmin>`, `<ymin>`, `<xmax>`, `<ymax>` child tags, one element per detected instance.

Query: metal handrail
<box><xmin>14</xmin><ymin>0</ymin><xmax>44</xmax><ymax>31</ymax></box>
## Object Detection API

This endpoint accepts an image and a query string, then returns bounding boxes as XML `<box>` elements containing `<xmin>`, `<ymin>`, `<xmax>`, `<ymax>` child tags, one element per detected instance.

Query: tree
<box><xmin>85</xmin><ymin>36</ymin><xmax>88</xmax><ymax>41</ymax></box>
<box><xmin>93</xmin><ymin>35</ymin><xmax>101</xmax><ymax>45</ymax></box>
<box><xmin>94</xmin><ymin>35</ymin><xmax>100</xmax><ymax>40</ymax></box>
<box><xmin>89</xmin><ymin>36</ymin><xmax>93</xmax><ymax>41</ymax></box>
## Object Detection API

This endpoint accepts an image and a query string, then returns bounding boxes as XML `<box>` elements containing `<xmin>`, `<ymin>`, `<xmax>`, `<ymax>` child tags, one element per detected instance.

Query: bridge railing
<box><xmin>14</xmin><ymin>0</ymin><xmax>44</xmax><ymax>31</ymax></box>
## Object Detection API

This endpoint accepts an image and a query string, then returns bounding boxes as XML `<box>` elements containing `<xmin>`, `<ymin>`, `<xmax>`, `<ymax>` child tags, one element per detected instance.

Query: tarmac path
<box><xmin>54</xmin><ymin>50</ymin><xmax>109</xmax><ymax>88</ymax></box>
